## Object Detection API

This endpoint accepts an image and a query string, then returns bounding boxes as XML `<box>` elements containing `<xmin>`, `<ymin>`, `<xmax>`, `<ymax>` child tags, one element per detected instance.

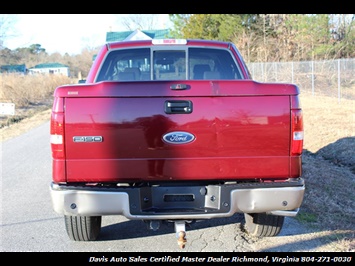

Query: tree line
<box><xmin>169</xmin><ymin>14</ymin><xmax>354</xmax><ymax>62</ymax></box>
<box><xmin>0</xmin><ymin>14</ymin><xmax>354</xmax><ymax>78</ymax></box>
<box><xmin>0</xmin><ymin>43</ymin><xmax>97</xmax><ymax>80</ymax></box>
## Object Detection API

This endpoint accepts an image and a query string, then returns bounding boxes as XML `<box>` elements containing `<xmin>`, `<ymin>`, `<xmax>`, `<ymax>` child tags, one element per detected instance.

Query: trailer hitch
<box><xmin>174</xmin><ymin>221</ymin><xmax>187</xmax><ymax>248</ymax></box>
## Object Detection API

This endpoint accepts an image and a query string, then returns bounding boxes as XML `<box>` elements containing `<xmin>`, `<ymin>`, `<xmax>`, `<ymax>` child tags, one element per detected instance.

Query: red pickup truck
<box><xmin>50</xmin><ymin>39</ymin><xmax>304</xmax><ymax>248</ymax></box>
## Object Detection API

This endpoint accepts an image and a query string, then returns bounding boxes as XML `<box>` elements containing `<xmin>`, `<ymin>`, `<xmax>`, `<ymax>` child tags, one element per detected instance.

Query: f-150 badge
<box><xmin>162</xmin><ymin>132</ymin><xmax>195</xmax><ymax>144</ymax></box>
<box><xmin>73</xmin><ymin>136</ymin><xmax>102</xmax><ymax>142</ymax></box>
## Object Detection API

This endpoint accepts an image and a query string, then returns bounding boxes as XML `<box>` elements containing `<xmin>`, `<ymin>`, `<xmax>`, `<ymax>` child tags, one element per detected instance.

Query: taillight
<box><xmin>50</xmin><ymin>97</ymin><xmax>65</xmax><ymax>159</ymax></box>
<box><xmin>291</xmin><ymin>109</ymin><xmax>303</xmax><ymax>156</ymax></box>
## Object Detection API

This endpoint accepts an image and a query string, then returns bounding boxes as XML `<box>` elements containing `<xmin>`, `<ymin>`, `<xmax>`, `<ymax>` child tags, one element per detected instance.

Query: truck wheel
<box><xmin>64</xmin><ymin>215</ymin><xmax>102</xmax><ymax>241</ymax></box>
<box><xmin>244</xmin><ymin>213</ymin><xmax>284</xmax><ymax>237</ymax></box>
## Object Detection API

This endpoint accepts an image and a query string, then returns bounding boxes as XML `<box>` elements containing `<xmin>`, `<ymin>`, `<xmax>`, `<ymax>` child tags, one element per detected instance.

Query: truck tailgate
<box><xmin>60</xmin><ymin>80</ymin><xmax>295</xmax><ymax>182</ymax></box>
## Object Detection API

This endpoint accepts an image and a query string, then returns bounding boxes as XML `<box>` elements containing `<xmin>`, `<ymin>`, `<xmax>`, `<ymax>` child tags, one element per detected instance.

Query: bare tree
<box><xmin>0</xmin><ymin>15</ymin><xmax>18</xmax><ymax>49</ymax></box>
<box><xmin>113</xmin><ymin>14</ymin><xmax>161</xmax><ymax>31</ymax></box>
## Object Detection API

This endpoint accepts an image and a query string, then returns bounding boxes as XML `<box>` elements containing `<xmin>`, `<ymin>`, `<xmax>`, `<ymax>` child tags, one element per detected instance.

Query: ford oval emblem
<box><xmin>162</xmin><ymin>131</ymin><xmax>195</xmax><ymax>145</ymax></box>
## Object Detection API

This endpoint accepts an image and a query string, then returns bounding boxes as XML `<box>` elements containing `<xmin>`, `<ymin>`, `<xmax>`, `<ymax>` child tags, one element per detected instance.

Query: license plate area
<box><xmin>164</xmin><ymin>194</ymin><xmax>194</xmax><ymax>202</ymax></box>
<box><xmin>136</xmin><ymin>185</ymin><xmax>221</xmax><ymax>213</ymax></box>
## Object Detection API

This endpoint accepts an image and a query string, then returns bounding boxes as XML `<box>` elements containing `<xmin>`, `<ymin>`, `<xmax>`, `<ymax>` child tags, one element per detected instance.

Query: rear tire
<box><xmin>64</xmin><ymin>215</ymin><xmax>102</xmax><ymax>241</ymax></box>
<box><xmin>244</xmin><ymin>213</ymin><xmax>284</xmax><ymax>237</ymax></box>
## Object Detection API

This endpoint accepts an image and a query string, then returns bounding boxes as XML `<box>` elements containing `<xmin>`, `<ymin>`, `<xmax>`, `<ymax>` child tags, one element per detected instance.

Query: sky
<box><xmin>3</xmin><ymin>14</ymin><xmax>172</xmax><ymax>55</ymax></box>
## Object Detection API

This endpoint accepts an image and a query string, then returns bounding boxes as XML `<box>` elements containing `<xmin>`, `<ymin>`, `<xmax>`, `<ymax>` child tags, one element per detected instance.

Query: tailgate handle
<box><xmin>170</xmin><ymin>84</ymin><xmax>188</xmax><ymax>90</ymax></box>
<box><xmin>165</xmin><ymin>100</ymin><xmax>193</xmax><ymax>114</ymax></box>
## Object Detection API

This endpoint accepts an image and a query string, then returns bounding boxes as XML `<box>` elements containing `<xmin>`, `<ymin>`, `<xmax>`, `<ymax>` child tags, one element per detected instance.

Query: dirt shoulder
<box><xmin>0</xmin><ymin>108</ymin><xmax>51</xmax><ymax>142</ymax></box>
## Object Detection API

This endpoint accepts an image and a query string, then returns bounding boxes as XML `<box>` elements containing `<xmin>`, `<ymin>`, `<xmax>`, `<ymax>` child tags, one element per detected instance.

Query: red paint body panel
<box><xmin>52</xmin><ymin>159</ymin><xmax>66</xmax><ymax>183</ymax></box>
<box><xmin>56</xmin><ymin>81</ymin><xmax>296</xmax><ymax>182</ymax></box>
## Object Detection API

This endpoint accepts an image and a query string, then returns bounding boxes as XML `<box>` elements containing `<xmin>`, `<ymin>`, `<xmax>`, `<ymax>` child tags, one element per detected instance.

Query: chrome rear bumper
<box><xmin>50</xmin><ymin>179</ymin><xmax>305</xmax><ymax>219</ymax></box>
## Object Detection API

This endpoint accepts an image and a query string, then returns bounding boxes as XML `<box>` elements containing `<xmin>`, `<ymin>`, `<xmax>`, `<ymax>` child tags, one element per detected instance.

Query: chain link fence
<box><xmin>247</xmin><ymin>58</ymin><xmax>355</xmax><ymax>101</ymax></box>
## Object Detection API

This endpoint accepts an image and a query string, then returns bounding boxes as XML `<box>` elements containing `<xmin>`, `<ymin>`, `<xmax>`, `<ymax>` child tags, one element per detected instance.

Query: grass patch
<box><xmin>296</xmin><ymin>212</ymin><xmax>318</xmax><ymax>223</ymax></box>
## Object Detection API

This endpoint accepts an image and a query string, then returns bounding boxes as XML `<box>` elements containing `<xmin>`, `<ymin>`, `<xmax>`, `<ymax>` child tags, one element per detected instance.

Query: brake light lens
<box><xmin>152</xmin><ymin>39</ymin><xmax>187</xmax><ymax>45</ymax></box>
<box><xmin>291</xmin><ymin>109</ymin><xmax>303</xmax><ymax>155</ymax></box>
<box><xmin>50</xmin><ymin>97</ymin><xmax>65</xmax><ymax>159</ymax></box>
